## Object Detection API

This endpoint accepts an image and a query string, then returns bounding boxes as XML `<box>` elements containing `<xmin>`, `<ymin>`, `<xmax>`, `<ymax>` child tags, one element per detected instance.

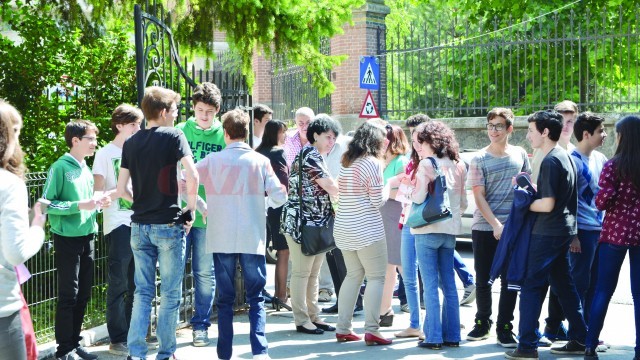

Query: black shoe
<box><xmin>313</xmin><ymin>322</ymin><xmax>336</xmax><ymax>331</ymax></box>
<box><xmin>550</xmin><ymin>340</ymin><xmax>586</xmax><ymax>355</ymax></box>
<box><xmin>505</xmin><ymin>349</ymin><xmax>539</xmax><ymax>359</ymax></box>
<box><xmin>543</xmin><ymin>323</ymin><xmax>569</xmax><ymax>341</ymax></box>
<box><xmin>271</xmin><ymin>297</ymin><xmax>292</xmax><ymax>311</ymax></box>
<box><xmin>466</xmin><ymin>319</ymin><xmax>492</xmax><ymax>341</ymax></box>
<box><xmin>321</xmin><ymin>304</ymin><xmax>338</xmax><ymax>314</ymax></box>
<box><xmin>262</xmin><ymin>289</ymin><xmax>273</xmax><ymax>304</ymax></box>
<box><xmin>443</xmin><ymin>341</ymin><xmax>460</xmax><ymax>347</ymax></box>
<box><xmin>417</xmin><ymin>341</ymin><xmax>442</xmax><ymax>350</ymax></box>
<box><xmin>296</xmin><ymin>325</ymin><xmax>324</xmax><ymax>335</ymax></box>
<box><xmin>353</xmin><ymin>304</ymin><xmax>363</xmax><ymax>313</ymax></box>
<box><xmin>75</xmin><ymin>347</ymin><xmax>98</xmax><ymax>360</ymax></box>
<box><xmin>584</xmin><ymin>347</ymin><xmax>599</xmax><ymax>359</ymax></box>
<box><xmin>379</xmin><ymin>310</ymin><xmax>394</xmax><ymax>327</ymax></box>
<box><xmin>497</xmin><ymin>323</ymin><xmax>518</xmax><ymax>348</ymax></box>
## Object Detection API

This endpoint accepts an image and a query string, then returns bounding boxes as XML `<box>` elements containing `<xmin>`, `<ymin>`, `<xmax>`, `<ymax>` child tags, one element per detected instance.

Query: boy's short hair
<box><xmin>111</xmin><ymin>104</ymin><xmax>143</xmax><ymax>135</ymax></box>
<box><xmin>253</xmin><ymin>104</ymin><xmax>273</xmax><ymax>122</ymax></box>
<box><xmin>405</xmin><ymin>113</ymin><xmax>431</xmax><ymax>128</ymax></box>
<box><xmin>192</xmin><ymin>82</ymin><xmax>221</xmax><ymax>109</ymax></box>
<box><xmin>487</xmin><ymin>107</ymin><xmax>515</xmax><ymax>128</ymax></box>
<box><xmin>554</xmin><ymin>100</ymin><xmax>579</xmax><ymax>114</ymax></box>
<box><xmin>527</xmin><ymin>110</ymin><xmax>563</xmax><ymax>142</ymax></box>
<box><xmin>65</xmin><ymin>119</ymin><xmax>99</xmax><ymax>148</ymax></box>
<box><xmin>574</xmin><ymin>112</ymin><xmax>605</xmax><ymax>141</ymax></box>
<box><xmin>141</xmin><ymin>86</ymin><xmax>181</xmax><ymax>120</ymax></box>
<box><xmin>222</xmin><ymin>109</ymin><xmax>249</xmax><ymax>140</ymax></box>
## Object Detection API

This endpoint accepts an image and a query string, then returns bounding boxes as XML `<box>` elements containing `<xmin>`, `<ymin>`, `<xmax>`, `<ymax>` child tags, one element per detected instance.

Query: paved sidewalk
<box><xmin>43</xmin><ymin>247</ymin><xmax>637</xmax><ymax>359</ymax></box>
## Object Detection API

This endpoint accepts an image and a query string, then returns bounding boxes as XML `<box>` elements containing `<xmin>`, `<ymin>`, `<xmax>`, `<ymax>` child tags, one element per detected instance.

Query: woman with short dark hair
<box><xmin>281</xmin><ymin>114</ymin><xmax>339</xmax><ymax>335</ymax></box>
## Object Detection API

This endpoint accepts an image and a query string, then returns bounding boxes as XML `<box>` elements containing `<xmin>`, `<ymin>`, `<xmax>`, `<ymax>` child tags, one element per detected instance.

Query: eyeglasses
<box><xmin>81</xmin><ymin>136</ymin><xmax>97</xmax><ymax>142</ymax></box>
<box><xmin>486</xmin><ymin>123</ymin><xmax>506</xmax><ymax>131</ymax></box>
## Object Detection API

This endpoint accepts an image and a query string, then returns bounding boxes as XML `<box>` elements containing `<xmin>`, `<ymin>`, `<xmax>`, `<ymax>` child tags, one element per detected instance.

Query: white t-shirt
<box><xmin>92</xmin><ymin>143</ymin><xmax>133</xmax><ymax>235</ymax></box>
<box><xmin>252</xmin><ymin>135</ymin><xmax>262</xmax><ymax>149</ymax></box>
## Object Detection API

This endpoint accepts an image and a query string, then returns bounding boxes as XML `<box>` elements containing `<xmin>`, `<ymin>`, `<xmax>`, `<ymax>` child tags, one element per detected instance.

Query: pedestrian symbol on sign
<box><xmin>359</xmin><ymin>90</ymin><xmax>379</xmax><ymax>119</ymax></box>
<box><xmin>359</xmin><ymin>56</ymin><xmax>380</xmax><ymax>90</ymax></box>
<box><xmin>362</xmin><ymin>63</ymin><xmax>377</xmax><ymax>86</ymax></box>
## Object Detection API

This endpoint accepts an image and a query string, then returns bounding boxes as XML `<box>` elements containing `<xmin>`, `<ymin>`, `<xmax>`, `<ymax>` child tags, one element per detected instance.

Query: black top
<box><xmin>121</xmin><ymin>126</ymin><xmax>192</xmax><ymax>224</ymax></box>
<box><xmin>257</xmin><ymin>147</ymin><xmax>289</xmax><ymax>191</ymax></box>
<box><xmin>532</xmin><ymin>147</ymin><xmax>578</xmax><ymax>236</ymax></box>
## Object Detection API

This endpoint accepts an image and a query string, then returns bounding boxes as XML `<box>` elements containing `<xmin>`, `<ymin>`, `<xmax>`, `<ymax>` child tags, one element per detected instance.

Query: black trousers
<box><xmin>472</xmin><ymin>230</ymin><xmax>517</xmax><ymax>326</ymax></box>
<box><xmin>325</xmin><ymin>248</ymin><xmax>363</xmax><ymax>307</ymax></box>
<box><xmin>54</xmin><ymin>234</ymin><xmax>95</xmax><ymax>357</ymax></box>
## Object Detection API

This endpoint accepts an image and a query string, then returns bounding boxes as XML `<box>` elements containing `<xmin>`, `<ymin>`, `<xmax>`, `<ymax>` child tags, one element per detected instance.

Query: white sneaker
<box><xmin>192</xmin><ymin>329</ymin><xmax>210</xmax><ymax>347</ymax></box>
<box><xmin>253</xmin><ymin>354</ymin><xmax>271</xmax><ymax>360</ymax></box>
<box><xmin>460</xmin><ymin>283</ymin><xmax>476</xmax><ymax>305</ymax></box>
<box><xmin>318</xmin><ymin>288</ymin><xmax>333</xmax><ymax>302</ymax></box>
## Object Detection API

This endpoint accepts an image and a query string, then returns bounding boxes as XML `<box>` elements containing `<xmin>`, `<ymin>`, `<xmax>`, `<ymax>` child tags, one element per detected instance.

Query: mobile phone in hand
<box><xmin>179</xmin><ymin>210</ymin><xmax>193</xmax><ymax>224</ymax></box>
<box><xmin>516</xmin><ymin>173</ymin><xmax>535</xmax><ymax>193</ymax></box>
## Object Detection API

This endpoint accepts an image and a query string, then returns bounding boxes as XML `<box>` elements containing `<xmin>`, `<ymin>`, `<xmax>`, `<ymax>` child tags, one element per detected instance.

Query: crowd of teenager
<box><xmin>0</xmin><ymin>85</ymin><xmax>639</xmax><ymax>360</ymax></box>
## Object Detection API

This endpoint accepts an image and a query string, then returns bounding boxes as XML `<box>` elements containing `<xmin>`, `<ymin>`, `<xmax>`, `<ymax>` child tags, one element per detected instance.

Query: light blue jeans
<box><xmin>400</xmin><ymin>226</ymin><xmax>421</xmax><ymax>329</ymax></box>
<box><xmin>127</xmin><ymin>223</ymin><xmax>186</xmax><ymax>359</ymax></box>
<box><xmin>415</xmin><ymin>233</ymin><xmax>460</xmax><ymax>343</ymax></box>
<box><xmin>184</xmin><ymin>227</ymin><xmax>215</xmax><ymax>331</ymax></box>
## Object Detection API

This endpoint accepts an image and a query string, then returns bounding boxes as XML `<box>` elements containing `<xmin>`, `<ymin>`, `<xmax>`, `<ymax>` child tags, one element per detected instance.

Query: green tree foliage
<box><xmin>383</xmin><ymin>0</ymin><xmax>640</xmax><ymax>118</ymax></box>
<box><xmin>0</xmin><ymin>1</ymin><xmax>137</xmax><ymax>172</ymax></box>
<box><xmin>37</xmin><ymin>0</ymin><xmax>366</xmax><ymax>97</ymax></box>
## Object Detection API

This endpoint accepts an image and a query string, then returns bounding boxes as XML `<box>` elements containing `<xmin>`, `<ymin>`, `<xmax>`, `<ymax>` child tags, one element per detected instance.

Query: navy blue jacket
<box><xmin>489</xmin><ymin>187</ymin><xmax>537</xmax><ymax>291</ymax></box>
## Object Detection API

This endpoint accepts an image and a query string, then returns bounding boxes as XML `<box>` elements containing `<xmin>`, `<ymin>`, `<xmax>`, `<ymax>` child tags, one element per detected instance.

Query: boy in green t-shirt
<box><xmin>43</xmin><ymin>120</ymin><xmax>111</xmax><ymax>360</ymax></box>
<box><xmin>175</xmin><ymin>82</ymin><xmax>224</xmax><ymax>346</ymax></box>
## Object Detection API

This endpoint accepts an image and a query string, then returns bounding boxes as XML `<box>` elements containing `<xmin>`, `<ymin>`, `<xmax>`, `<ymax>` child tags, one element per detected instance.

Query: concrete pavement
<box><xmin>42</xmin><ymin>245</ymin><xmax>637</xmax><ymax>359</ymax></box>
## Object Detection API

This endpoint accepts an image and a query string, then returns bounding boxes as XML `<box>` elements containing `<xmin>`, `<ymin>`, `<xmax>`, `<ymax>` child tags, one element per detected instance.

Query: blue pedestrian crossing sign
<box><xmin>359</xmin><ymin>56</ymin><xmax>380</xmax><ymax>90</ymax></box>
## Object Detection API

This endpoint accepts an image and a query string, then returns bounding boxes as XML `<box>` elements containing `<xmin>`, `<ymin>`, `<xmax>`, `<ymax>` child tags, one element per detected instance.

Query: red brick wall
<box><xmin>252</xmin><ymin>52</ymin><xmax>273</xmax><ymax>106</ymax></box>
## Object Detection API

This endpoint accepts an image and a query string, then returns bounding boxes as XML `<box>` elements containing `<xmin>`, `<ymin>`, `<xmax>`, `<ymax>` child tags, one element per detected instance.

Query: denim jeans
<box><xmin>415</xmin><ymin>233</ymin><xmax>460</xmax><ymax>343</ymax></box>
<box><xmin>54</xmin><ymin>234</ymin><xmax>94</xmax><ymax>358</ymax></box>
<box><xmin>127</xmin><ymin>223</ymin><xmax>186</xmax><ymax>360</ymax></box>
<box><xmin>569</xmin><ymin>229</ymin><xmax>600</xmax><ymax>310</ymax></box>
<box><xmin>586</xmin><ymin>243</ymin><xmax>640</xmax><ymax>352</ymax></box>
<box><xmin>105</xmin><ymin>225</ymin><xmax>135</xmax><ymax>344</ymax></box>
<box><xmin>471</xmin><ymin>230</ymin><xmax>517</xmax><ymax>326</ymax></box>
<box><xmin>184</xmin><ymin>227</ymin><xmax>215</xmax><ymax>331</ymax></box>
<box><xmin>213</xmin><ymin>253</ymin><xmax>268</xmax><ymax>360</ymax></box>
<box><xmin>454</xmin><ymin>250</ymin><xmax>474</xmax><ymax>287</ymax></box>
<box><xmin>400</xmin><ymin>226</ymin><xmax>421</xmax><ymax>329</ymax></box>
<box><xmin>517</xmin><ymin>234</ymin><xmax>586</xmax><ymax>350</ymax></box>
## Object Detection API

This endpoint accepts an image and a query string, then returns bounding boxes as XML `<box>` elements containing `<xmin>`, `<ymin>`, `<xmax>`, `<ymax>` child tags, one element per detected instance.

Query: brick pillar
<box><xmin>251</xmin><ymin>53</ymin><xmax>273</xmax><ymax>107</ymax></box>
<box><xmin>331</xmin><ymin>0</ymin><xmax>389</xmax><ymax>132</ymax></box>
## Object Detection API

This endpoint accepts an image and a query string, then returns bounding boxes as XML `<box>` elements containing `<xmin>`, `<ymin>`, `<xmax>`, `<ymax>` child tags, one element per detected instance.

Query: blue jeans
<box><xmin>105</xmin><ymin>225</ymin><xmax>135</xmax><ymax>344</ymax></box>
<box><xmin>517</xmin><ymin>234</ymin><xmax>586</xmax><ymax>351</ymax></box>
<box><xmin>214</xmin><ymin>253</ymin><xmax>268</xmax><ymax>360</ymax></box>
<box><xmin>184</xmin><ymin>227</ymin><xmax>215</xmax><ymax>331</ymax></box>
<box><xmin>454</xmin><ymin>250</ymin><xmax>474</xmax><ymax>287</ymax></box>
<box><xmin>569</xmin><ymin>229</ymin><xmax>599</xmax><ymax>311</ymax></box>
<box><xmin>586</xmin><ymin>243</ymin><xmax>640</xmax><ymax>352</ymax></box>
<box><xmin>415</xmin><ymin>233</ymin><xmax>460</xmax><ymax>343</ymax></box>
<box><xmin>127</xmin><ymin>223</ymin><xmax>186</xmax><ymax>359</ymax></box>
<box><xmin>400</xmin><ymin>226</ymin><xmax>421</xmax><ymax>329</ymax></box>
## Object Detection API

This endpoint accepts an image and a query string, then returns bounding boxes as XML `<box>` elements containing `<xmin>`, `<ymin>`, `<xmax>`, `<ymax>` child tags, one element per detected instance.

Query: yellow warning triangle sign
<box><xmin>359</xmin><ymin>90</ymin><xmax>379</xmax><ymax>119</ymax></box>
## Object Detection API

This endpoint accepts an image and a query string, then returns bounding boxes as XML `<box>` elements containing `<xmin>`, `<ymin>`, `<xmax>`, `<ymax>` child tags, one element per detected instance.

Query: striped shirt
<box><xmin>467</xmin><ymin>146</ymin><xmax>531</xmax><ymax>231</ymax></box>
<box><xmin>334</xmin><ymin>156</ymin><xmax>387</xmax><ymax>251</ymax></box>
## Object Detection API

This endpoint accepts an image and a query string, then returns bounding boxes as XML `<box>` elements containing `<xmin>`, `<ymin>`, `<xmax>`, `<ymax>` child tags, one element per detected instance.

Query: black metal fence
<box><xmin>381</xmin><ymin>6</ymin><xmax>640</xmax><ymax>119</ymax></box>
<box><xmin>270</xmin><ymin>38</ymin><xmax>331</xmax><ymax>121</ymax></box>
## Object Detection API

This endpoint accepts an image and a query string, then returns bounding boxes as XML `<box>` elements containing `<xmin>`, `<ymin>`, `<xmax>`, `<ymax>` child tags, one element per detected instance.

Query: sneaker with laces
<box><xmin>318</xmin><ymin>288</ymin><xmax>333</xmax><ymax>302</ymax></box>
<box><xmin>109</xmin><ymin>342</ymin><xmax>129</xmax><ymax>356</ymax></box>
<box><xmin>75</xmin><ymin>346</ymin><xmax>98</xmax><ymax>360</ymax></box>
<box><xmin>400</xmin><ymin>303</ymin><xmax>410</xmax><ymax>313</ymax></box>
<box><xmin>192</xmin><ymin>329</ymin><xmax>210</xmax><ymax>347</ymax></box>
<box><xmin>57</xmin><ymin>350</ymin><xmax>80</xmax><ymax>360</ymax></box>
<box><xmin>496</xmin><ymin>323</ymin><xmax>518</xmax><ymax>348</ymax></box>
<box><xmin>467</xmin><ymin>319</ymin><xmax>492</xmax><ymax>341</ymax></box>
<box><xmin>460</xmin><ymin>283</ymin><xmax>476</xmax><ymax>305</ymax></box>
<box><xmin>504</xmin><ymin>349</ymin><xmax>539</xmax><ymax>359</ymax></box>
<box><xmin>550</xmin><ymin>340</ymin><xmax>586</xmax><ymax>355</ymax></box>
<box><xmin>537</xmin><ymin>335</ymin><xmax>552</xmax><ymax>347</ymax></box>
<box><xmin>543</xmin><ymin>323</ymin><xmax>569</xmax><ymax>341</ymax></box>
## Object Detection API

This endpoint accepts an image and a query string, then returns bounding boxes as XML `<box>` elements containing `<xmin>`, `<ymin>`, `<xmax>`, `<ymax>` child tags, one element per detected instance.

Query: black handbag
<box><xmin>297</xmin><ymin>147</ymin><xmax>336</xmax><ymax>256</ymax></box>
<box><xmin>405</xmin><ymin>157</ymin><xmax>452</xmax><ymax>228</ymax></box>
